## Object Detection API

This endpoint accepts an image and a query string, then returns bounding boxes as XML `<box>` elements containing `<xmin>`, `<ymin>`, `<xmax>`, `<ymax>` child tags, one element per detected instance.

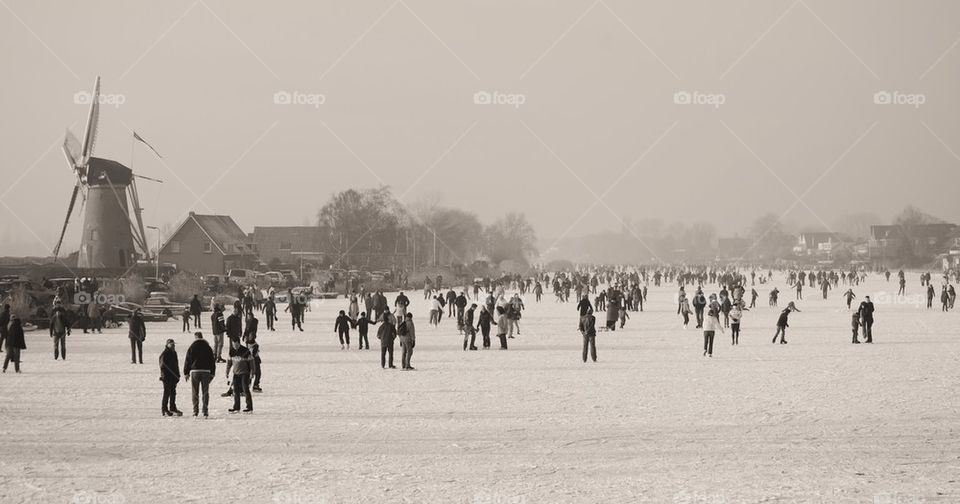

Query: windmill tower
<box><xmin>54</xmin><ymin>77</ymin><xmax>152</xmax><ymax>269</ymax></box>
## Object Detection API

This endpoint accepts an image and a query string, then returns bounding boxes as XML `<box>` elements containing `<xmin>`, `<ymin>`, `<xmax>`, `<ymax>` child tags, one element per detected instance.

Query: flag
<box><xmin>133</xmin><ymin>131</ymin><xmax>163</xmax><ymax>158</ymax></box>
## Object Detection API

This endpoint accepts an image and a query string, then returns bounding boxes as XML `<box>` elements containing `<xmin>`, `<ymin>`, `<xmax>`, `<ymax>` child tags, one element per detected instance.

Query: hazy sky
<box><xmin>1</xmin><ymin>0</ymin><xmax>959</xmax><ymax>256</ymax></box>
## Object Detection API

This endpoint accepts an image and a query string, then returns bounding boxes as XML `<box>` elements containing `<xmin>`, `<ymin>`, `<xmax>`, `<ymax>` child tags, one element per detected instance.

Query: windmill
<box><xmin>53</xmin><ymin>77</ymin><xmax>154</xmax><ymax>269</ymax></box>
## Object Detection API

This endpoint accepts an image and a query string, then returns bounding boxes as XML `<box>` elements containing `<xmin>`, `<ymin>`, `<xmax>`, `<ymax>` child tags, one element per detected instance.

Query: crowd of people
<box><xmin>2</xmin><ymin>265</ymin><xmax>958</xmax><ymax>418</ymax></box>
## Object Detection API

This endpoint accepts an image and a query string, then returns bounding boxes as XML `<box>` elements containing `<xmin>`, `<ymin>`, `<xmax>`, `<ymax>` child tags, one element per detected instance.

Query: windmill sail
<box><xmin>80</xmin><ymin>76</ymin><xmax>100</xmax><ymax>166</ymax></box>
<box><xmin>53</xmin><ymin>182</ymin><xmax>81</xmax><ymax>258</ymax></box>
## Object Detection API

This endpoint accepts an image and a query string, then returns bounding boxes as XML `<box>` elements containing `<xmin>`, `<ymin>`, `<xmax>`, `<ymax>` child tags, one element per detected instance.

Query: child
<box><xmin>334</xmin><ymin>310</ymin><xmax>351</xmax><ymax>350</ymax></box>
<box><xmin>729</xmin><ymin>302</ymin><xmax>746</xmax><ymax>345</ymax></box>
<box><xmin>851</xmin><ymin>311</ymin><xmax>861</xmax><ymax>344</ymax></box>
<box><xmin>181</xmin><ymin>307</ymin><xmax>192</xmax><ymax>333</ymax></box>
<box><xmin>354</xmin><ymin>312</ymin><xmax>370</xmax><ymax>350</ymax></box>
<box><xmin>618</xmin><ymin>307</ymin><xmax>629</xmax><ymax>329</ymax></box>
<box><xmin>680</xmin><ymin>297</ymin><xmax>692</xmax><ymax>329</ymax></box>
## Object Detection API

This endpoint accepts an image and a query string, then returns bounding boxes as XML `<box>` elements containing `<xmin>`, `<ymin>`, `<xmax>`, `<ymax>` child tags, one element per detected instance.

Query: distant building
<box><xmin>158</xmin><ymin>212</ymin><xmax>259</xmax><ymax>275</ymax></box>
<box><xmin>252</xmin><ymin>226</ymin><xmax>326</xmax><ymax>267</ymax></box>
<box><xmin>795</xmin><ymin>232</ymin><xmax>837</xmax><ymax>255</ymax></box>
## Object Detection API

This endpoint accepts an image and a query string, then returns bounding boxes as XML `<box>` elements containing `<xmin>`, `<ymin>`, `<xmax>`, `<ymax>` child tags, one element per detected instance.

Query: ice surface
<box><xmin>0</xmin><ymin>274</ymin><xmax>956</xmax><ymax>503</ymax></box>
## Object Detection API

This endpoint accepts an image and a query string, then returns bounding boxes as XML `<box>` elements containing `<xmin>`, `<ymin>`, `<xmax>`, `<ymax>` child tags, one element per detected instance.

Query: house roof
<box><xmin>161</xmin><ymin>212</ymin><xmax>253</xmax><ymax>256</ymax></box>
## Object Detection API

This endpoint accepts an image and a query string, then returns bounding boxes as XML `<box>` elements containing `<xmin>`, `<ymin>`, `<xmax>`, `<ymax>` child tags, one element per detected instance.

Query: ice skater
<box><xmin>354</xmin><ymin>312</ymin><xmax>371</xmax><ymax>350</ymax></box>
<box><xmin>398</xmin><ymin>312</ymin><xmax>416</xmax><ymax>370</ymax></box>
<box><xmin>49</xmin><ymin>307</ymin><xmax>70</xmax><ymax>360</ymax></box>
<box><xmin>463</xmin><ymin>304</ymin><xmax>478</xmax><ymax>351</ymax></box>
<box><xmin>703</xmin><ymin>308</ymin><xmax>723</xmax><ymax>357</ymax></box>
<box><xmin>378</xmin><ymin>313</ymin><xmax>398</xmax><ymax>369</ymax></box>
<box><xmin>159</xmin><ymin>339</ymin><xmax>183</xmax><ymax>416</ymax></box>
<box><xmin>772</xmin><ymin>302</ymin><xmax>800</xmax><ymax>344</ymax></box>
<box><xmin>128</xmin><ymin>309</ymin><xmax>146</xmax><ymax>364</ymax></box>
<box><xmin>211</xmin><ymin>304</ymin><xmax>227</xmax><ymax>363</ymax></box>
<box><xmin>183</xmin><ymin>332</ymin><xmax>215</xmax><ymax>418</ymax></box>
<box><xmin>730</xmin><ymin>301</ymin><xmax>746</xmax><ymax>345</ymax></box>
<box><xmin>226</xmin><ymin>339</ymin><xmax>255</xmax><ymax>413</ymax></box>
<box><xmin>335</xmin><ymin>310</ymin><xmax>352</xmax><ymax>350</ymax></box>
<box><xmin>858</xmin><ymin>296</ymin><xmax>875</xmax><ymax>343</ymax></box>
<box><xmin>579</xmin><ymin>307</ymin><xmax>597</xmax><ymax>362</ymax></box>
<box><xmin>843</xmin><ymin>289</ymin><xmax>856</xmax><ymax>310</ymax></box>
<box><xmin>2</xmin><ymin>315</ymin><xmax>26</xmax><ymax>373</ymax></box>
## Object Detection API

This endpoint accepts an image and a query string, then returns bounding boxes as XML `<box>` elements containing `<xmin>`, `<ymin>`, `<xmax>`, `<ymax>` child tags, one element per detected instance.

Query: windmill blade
<box><xmin>63</xmin><ymin>130</ymin><xmax>81</xmax><ymax>167</ymax></box>
<box><xmin>80</xmin><ymin>76</ymin><xmax>101</xmax><ymax>165</ymax></box>
<box><xmin>53</xmin><ymin>182</ymin><xmax>81</xmax><ymax>259</ymax></box>
<box><xmin>133</xmin><ymin>174</ymin><xmax>164</xmax><ymax>183</ymax></box>
<box><xmin>129</xmin><ymin>179</ymin><xmax>152</xmax><ymax>260</ymax></box>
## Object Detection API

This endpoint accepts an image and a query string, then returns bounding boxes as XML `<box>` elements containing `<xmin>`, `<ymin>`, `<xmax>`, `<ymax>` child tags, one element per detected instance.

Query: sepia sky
<box><xmin>1</xmin><ymin>0</ymin><xmax>959</xmax><ymax>256</ymax></box>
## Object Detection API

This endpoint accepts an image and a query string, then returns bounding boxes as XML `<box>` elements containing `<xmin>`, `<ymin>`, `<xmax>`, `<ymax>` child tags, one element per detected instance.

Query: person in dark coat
<box><xmin>2</xmin><ymin>315</ymin><xmax>26</xmax><ymax>373</ymax></box>
<box><xmin>772</xmin><ymin>302</ymin><xmax>800</xmax><ymax>345</ymax></box>
<box><xmin>398</xmin><ymin>312</ymin><xmax>416</xmax><ymax>370</ymax></box>
<box><xmin>248</xmin><ymin>334</ymin><xmax>262</xmax><ymax>393</ymax></box>
<box><xmin>159</xmin><ymin>339</ymin><xmax>183</xmax><ymax>416</ymax></box>
<box><xmin>182</xmin><ymin>332</ymin><xmax>215</xmax><ymax>417</ymax></box>
<box><xmin>181</xmin><ymin>307</ymin><xmax>191</xmax><ymax>333</ymax></box>
<box><xmin>243</xmin><ymin>313</ymin><xmax>259</xmax><ymax>343</ymax></box>
<box><xmin>128</xmin><ymin>309</ymin><xmax>146</xmax><ymax>364</ymax></box>
<box><xmin>50</xmin><ymin>306</ymin><xmax>70</xmax><ymax>360</ymax></box>
<box><xmin>225</xmin><ymin>306</ymin><xmax>243</xmax><ymax>343</ymax></box>
<box><xmin>189</xmin><ymin>294</ymin><xmax>203</xmax><ymax>328</ymax></box>
<box><xmin>264</xmin><ymin>296</ymin><xmax>277</xmax><ymax>331</ymax></box>
<box><xmin>353</xmin><ymin>312</ymin><xmax>371</xmax><ymax>350</ymax></box>
<box><xmin>334</xmin><ymin>310</ymin><xmax>351</xmax><ymax>350</ymax></box>
<box><xmin>858</xmin><ymin>296</ymin><xmax>875</xmax><ymax>343</ymax></box>
<box><xmin>377</xmin><ymin>311</ymin><xmax>398</xmax><ymax>369</ymax></box>
<box><xmin>477</xmin><ymin>305</ymin><xmax>494</xmax><ymax>349</ymax></box>
<box><xmin>579</xmin><ymin>308</ymin><xmax>597</xmax><ymax>363</ymax></box>
<box><xmin>463</xmin><ymin>304</ymin><xmax>478</xmax><ymax>351</ymax></box>
<box><xmin>211</xmin><ymin>304</ymin><xmax>227</xmax><ymax>363</ymax></box>
<box><xmin>0</xmin><ymin>304</ymin><xmax>10</xmax><ymax>351</ymax></box>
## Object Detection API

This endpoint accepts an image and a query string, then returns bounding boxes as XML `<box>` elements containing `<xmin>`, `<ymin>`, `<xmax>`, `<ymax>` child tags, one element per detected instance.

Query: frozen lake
<box><xmin>1</xmin><ymin>273</ymin><xmax>957</xmax><ymax>503</ymax></box>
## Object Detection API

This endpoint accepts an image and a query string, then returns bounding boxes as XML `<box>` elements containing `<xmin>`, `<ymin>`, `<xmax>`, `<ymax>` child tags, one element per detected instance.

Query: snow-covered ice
<box><xmin>1</xmin><ymin>274</ymin><xmax>957</xmax><ymax>503</ymax></box>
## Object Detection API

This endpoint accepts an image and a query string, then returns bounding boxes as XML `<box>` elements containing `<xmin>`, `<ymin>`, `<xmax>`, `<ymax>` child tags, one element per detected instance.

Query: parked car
<box><xmin>142</xmin><ymin>294</ymin><xmax>190</xmax><ymax>318</ymax></box>
<box><xmin>227</xmin><ymin>269</ymin><xmax>258</xmax><ymax>285</ymax></box>
<box><xmin>202</xmin><ymin>274</ymin><xmax>227</xmax><ymax>288</ymax></box>
<box><xmin>109</xmin><ymin>301</ymin><xmax>171</xmax><ymax>323</ymax></box>
<box><xmin>278</xmin><ymin>270</ymin><xmax>299</xmax><ymax>282</ymax></box>
<box><xmin>260</xmin><ymin>271</ymin><xmax>285</xmax><ymax>284</ymax></box>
